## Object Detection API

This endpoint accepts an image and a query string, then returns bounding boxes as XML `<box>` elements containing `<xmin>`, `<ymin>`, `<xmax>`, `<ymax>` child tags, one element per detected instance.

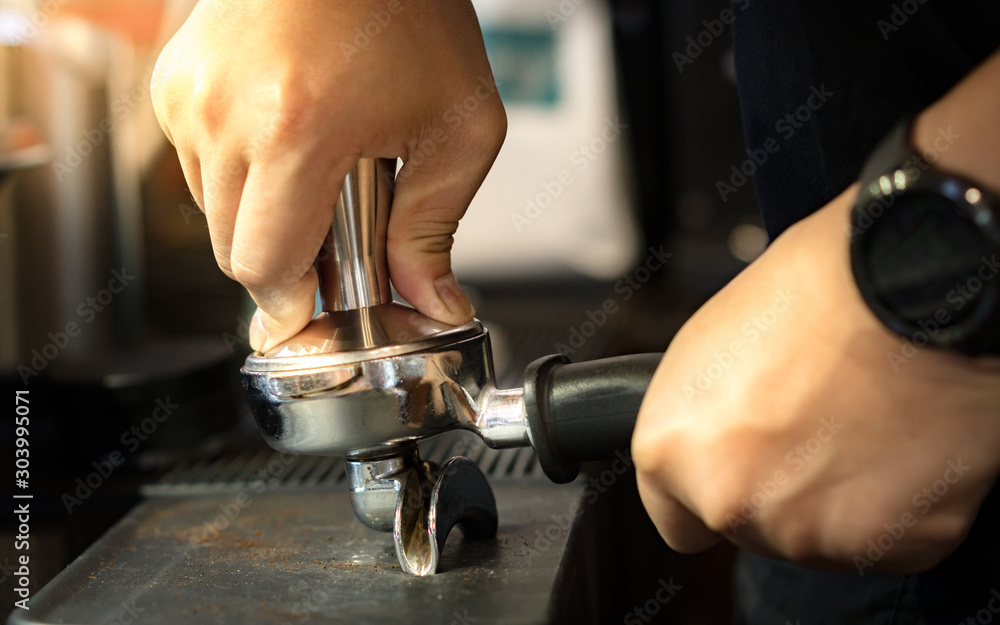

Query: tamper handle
<box><xmin>317</xmin><ymin>158</ymin><xmax>396</xmax><ymax>311</ymax></box>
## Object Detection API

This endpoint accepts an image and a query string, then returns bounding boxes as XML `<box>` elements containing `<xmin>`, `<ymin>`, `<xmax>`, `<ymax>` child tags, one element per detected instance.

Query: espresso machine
<box><xmin>9</xmin><ymin>160</ymin><xmax>662</xmax><ymax>623</ymax></box>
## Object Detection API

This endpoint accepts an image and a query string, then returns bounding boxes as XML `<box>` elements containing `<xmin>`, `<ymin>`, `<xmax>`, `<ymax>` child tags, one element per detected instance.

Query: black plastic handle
<box><xmin>523</xmin><ymin>353</ymin><xmax>663</xmax><ymax>483</ymax></box>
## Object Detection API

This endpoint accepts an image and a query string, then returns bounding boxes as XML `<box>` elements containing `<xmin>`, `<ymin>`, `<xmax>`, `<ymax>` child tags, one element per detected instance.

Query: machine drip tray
<box><xmin>9</xmin><ymin>428</ymin><xmax>601</xmax><ymax>625</ymax></box>
<box><xmin>10</xmin><ymin>480</ymin><xmax>592</xmax><ymax>625</ymax></box>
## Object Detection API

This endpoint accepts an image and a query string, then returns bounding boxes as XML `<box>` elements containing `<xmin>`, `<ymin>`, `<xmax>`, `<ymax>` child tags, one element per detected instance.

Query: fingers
<box><xmin>387</xmin><ymin>116</ymin><xmax>506</xmax><ymax>325</ymax></box>
<box><xmin>200</xmin><ymin>149</ymin><xmax>248</xmax><ymax>278</ymax></box>
<box><xmin>152</xmin><ymin>0</ymin><xmax>508</xmax><ymax>347</ymax></box>
<box><xmin>246</xmin><ymin>276</ymin><xmax>317</xmax><ymax>354</ymax></box>
<box><xmin>231</xmin><ymin>149</ymin><xmax>355</xmax><ymax>352</ymax></box>
<box><xmin>633</xmin><ymin>362</ymin><xmax>728</xmax><ymax>555</ymax></box>
<box><xmin>635</xmin><ymin>481</ymin><xmax>724</xmax><ymax>553</ymax></box>
<box><xmin>387</xmin><ymin>164</ymin><xmax>474</xmax><ymax>325</ymax></box>
<box><xmin>636</xmin><ymin>470</ymin><xmax>785</xmax><ymax>560</ymax></box>
<box><xmin>175</xmin><ymin>149</ymin><xmax>204</xmax><ymax>210</ymax></box>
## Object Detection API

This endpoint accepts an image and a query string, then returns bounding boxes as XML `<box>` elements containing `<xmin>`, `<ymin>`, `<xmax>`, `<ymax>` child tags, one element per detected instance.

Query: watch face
<box><xmin>862</xmin><ymin>191</ymin><xmax>988</xmax><ymax>327</ymax></box>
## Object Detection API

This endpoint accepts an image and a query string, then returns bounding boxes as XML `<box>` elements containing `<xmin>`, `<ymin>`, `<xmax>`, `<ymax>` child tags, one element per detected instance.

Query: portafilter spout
<box><xmin>241</xmin><ymin>158</ymin><xmax>662</xmax><ymax>575</ymax></box>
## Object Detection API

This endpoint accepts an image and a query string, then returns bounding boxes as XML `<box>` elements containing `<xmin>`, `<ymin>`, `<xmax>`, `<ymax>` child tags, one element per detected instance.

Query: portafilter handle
<box><xmin>317</xmin><ymin>158</ymin><xmax>397</xmax><ymax>311</ymax></box>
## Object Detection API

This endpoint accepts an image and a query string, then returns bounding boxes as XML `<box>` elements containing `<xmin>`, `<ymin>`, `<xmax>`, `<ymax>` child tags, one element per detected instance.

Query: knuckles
<box><xmin>450</xmin><ymin>92</ymin><xmax>508</xmax><ymax>156</ymax></box>
<box><xmin>150</xmin><ymin>41</ymin><xmax>187</xmax><ymax>131</ymax></box>
<box><xmin>228</xmin><ymin>254</ymin><xmax>288</xmax><ymax>291</ymax></box>
<box><xmin>153</xmin><ymin>34</ymin><xmax>331</xmax><ymax>149</ymax></box>
<box><xmin>251</xmin><ymin>78</ymin><xmax>330</xmax><ymax>150</ymax></box>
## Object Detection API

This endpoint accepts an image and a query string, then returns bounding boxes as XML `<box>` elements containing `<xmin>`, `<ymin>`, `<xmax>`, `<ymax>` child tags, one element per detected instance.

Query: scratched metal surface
<box><xmin>8</xmin><ymin>483</ymin><xmax>588</xmax><ymax>625</ymax></box>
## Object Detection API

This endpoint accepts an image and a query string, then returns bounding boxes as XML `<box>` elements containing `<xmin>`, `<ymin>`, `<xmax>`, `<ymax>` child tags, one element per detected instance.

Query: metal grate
<box><xmin>143</xmin><ymin>428</ymin><xmax>541</xmax><ymax>497</ymax></box>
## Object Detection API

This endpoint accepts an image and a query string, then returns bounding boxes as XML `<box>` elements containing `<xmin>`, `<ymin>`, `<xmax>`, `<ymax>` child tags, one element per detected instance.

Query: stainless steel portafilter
<box><xmin>241</xmin><ymin>158</ymin><xmax>661</xmax><ymax>575</ymax></box>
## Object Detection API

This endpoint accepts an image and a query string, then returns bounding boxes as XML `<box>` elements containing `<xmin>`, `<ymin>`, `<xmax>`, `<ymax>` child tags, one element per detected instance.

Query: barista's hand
<box><xmin>151</xmin><ymin>0</ymin><xmax>505</xmax><ymax>352</ymax></box>
<box><xmin>632</xmin><ymin>184</ymin><xmax>1000</xmax><ymax>573</ymax></box>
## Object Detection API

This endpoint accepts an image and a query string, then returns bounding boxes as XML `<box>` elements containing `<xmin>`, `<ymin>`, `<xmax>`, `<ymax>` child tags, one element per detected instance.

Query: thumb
<box><xmin>387</xmin><ymin>135</ymin><xmax>502</xmax><ymax>325</ymax></box>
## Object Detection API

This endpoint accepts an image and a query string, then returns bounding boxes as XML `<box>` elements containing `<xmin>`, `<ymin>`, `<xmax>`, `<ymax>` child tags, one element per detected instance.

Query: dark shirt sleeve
<box><xmin>732</xmin><ymin>0</ymin><xmax>1000</xmax><ymax>239</ymax></box>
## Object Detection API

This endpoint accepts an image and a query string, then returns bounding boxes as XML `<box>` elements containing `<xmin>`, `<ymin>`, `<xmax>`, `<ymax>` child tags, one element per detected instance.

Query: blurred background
<box><xmin>0</xmin><ymin>0</ymin><xmax>766</xmax><ymax>622</ymax></box>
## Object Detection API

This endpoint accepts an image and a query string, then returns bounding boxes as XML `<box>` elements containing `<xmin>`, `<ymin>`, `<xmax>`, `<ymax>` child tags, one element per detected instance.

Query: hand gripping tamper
<box><xmin>241</xmin><ymin>158</ymin><xmax>661</xmax><ymax>575</ymax></box>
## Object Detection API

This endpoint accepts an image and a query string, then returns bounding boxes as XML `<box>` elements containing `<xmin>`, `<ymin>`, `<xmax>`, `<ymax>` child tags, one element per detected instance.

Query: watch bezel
<box><xmin>851</xmin><ymin>146</ymin><xmax>1000</xmax><ymax>354</ymax></box>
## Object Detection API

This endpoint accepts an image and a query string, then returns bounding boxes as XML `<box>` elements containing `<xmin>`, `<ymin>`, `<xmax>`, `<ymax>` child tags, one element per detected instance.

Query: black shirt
<box><xmin>732</xmin><ymin>0</ymin><xmax>1000</xmax><ymax>239</ymax></box>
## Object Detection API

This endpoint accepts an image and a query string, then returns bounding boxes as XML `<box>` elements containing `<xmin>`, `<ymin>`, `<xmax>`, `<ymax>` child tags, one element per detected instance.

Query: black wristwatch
<box><xmin>850</xmin><ymin>116</ymin><xmax>1000</xmax><ymax>355</ymax></box>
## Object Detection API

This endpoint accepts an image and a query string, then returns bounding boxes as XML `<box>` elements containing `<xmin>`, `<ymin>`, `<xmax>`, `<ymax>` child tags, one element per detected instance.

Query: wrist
<box><xmin>911</xmin><ymin>52</ymin><xmax>1000</xmax><ymax>193</ymax></box>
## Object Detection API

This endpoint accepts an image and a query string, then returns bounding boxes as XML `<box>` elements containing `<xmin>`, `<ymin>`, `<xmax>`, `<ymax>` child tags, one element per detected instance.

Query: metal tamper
<box><xmin>241</xmin><ymin>158</ymin><xmax>661</xmax><ymax>575</ymax></box>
